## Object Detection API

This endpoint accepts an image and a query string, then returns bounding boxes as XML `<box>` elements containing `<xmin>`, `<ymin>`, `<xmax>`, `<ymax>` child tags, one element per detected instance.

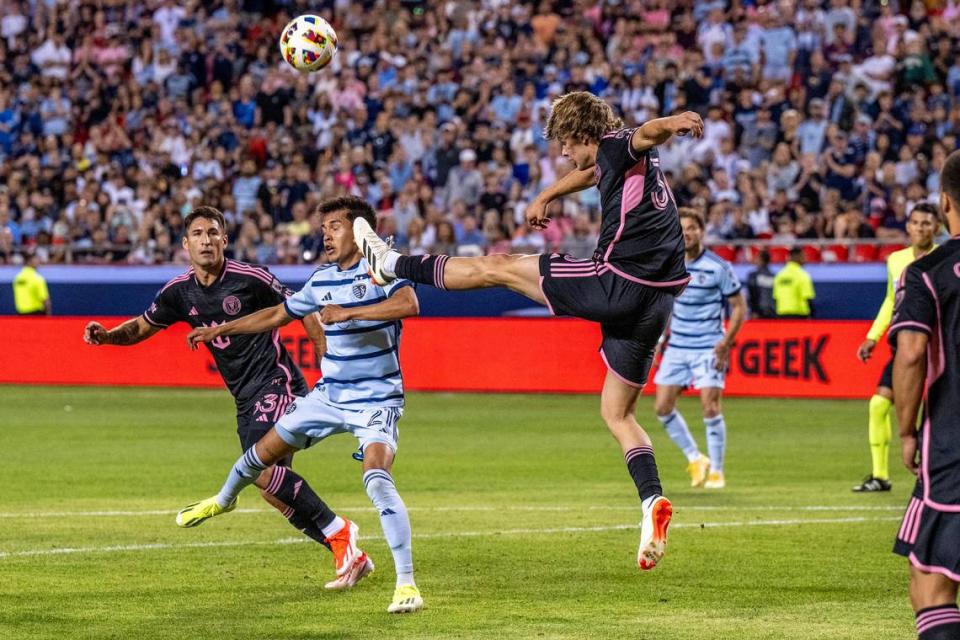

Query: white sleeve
<box><xmin>383</xmin><ymin>278</ymin><xmax>414</xmax><ymax>298</ymax></box>
<box><xmin>284</xmin><ymin>281</ymin><xmax>319</xmax><ymax>318</ymax></box>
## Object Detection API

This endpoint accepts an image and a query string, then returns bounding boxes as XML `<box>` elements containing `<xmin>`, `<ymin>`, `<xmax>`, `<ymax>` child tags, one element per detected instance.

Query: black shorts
<box><xmin>538</xmin><ymin>254</ymin><xmax>679</xmax><ymax>388</ymax></box>
<box><xmin>894</xmin><ymin>481</ymin><xmax>960</xmax><ymax>580</ymax></box>
<box><xmin>878</xmin><ymin>357</ymin><xmax>894</xmax><ymax>390</ymax></box>
<box><xmin>236</xmin><ymin>381</ymin><xmax>301</xmax><ymax>465</ymax></box>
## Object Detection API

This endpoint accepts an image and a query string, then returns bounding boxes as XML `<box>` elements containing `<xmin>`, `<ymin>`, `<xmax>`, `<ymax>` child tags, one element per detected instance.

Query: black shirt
<box><xmin>889</xmin><ymin>238</ymin><xmax>960</xmax><ymax>506</ymax></box>
<box><xmin>593</xmin><ymin>128</ymin><xmax>688</xmax><ymax>286</ymax></box>
<box><xmin>143</xmin><ymin>259</ymin><xmax>308</xmax><ymax>411</ymax></box>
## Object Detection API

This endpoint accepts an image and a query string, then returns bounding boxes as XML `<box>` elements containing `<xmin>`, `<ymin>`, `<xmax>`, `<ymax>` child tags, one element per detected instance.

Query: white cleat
<box><xmin>324</xmin><ymin>553</ymin><xmax>374</xmax><ymax>590</ymax></box>
<box><xmin>353</xmin><ymin>217</ymin><xmax>396</xmax><ymax>286</ymax></box>
<box><xmin>637</xmin><ymin>495</ymin><xmax>673</xmax><ymax>571</ymax></box>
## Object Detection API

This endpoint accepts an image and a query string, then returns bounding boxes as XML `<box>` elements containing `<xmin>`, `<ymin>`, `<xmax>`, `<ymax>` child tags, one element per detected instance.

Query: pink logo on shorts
<box><xmin>223</xmin><ymin>295</ymin><xmax>242</xmax><ymax>316</ymax></box>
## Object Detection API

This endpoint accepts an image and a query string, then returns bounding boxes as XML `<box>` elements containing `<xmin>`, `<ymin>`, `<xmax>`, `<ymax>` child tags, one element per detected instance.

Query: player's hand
<box><xmin>187</xmin><ymin>326</ymin><xmax>220</xmax><ymax>350</ymax></box>
<box><xmin>525</xmin><ymin>198</ymin><xmax>551</xmax><ymax>230</ymax></box>
<box><xmin>320</xmin><ymin>304</ymin><xmax>352</xmax><ymax>324</ymax></box>
<box><xmin>672</xmin><ymin>111</ymin><xmax>704</xmax><ymax>138</ymax></box>
<box><xmin>857</xmin><ymin>339</ymin><xmax>876</xmax><ymax>363</ymax></box>
<box><xmin>714</xmin><ymin>342</ymin><xmax>731</xmax><ymax>371</ymax></box>
<box><xmin>83</xmin><ymin>321</ymin><xmax>108</xmax><ymax>345</ymax></box>
<box><xmin>902</xmin><ymin>433</ymin><xmax>919</xmax><ymax>476</ymax></box>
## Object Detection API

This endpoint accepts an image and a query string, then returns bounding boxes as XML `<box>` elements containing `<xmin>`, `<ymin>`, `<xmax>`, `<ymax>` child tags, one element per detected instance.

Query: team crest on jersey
<box><xmin>223</xmin><ymin>295</ymin><xmax>242</xmax><ymax>316</ymax></box>
<box><xmin>352</xmin><ymin>281</ymin><xmax>367</xmax><ymax>299</ymax></box>
<box><xmin>697</xmin><ymin>274</ymin><xmax>708</xmax><ymax>285</ymax></box>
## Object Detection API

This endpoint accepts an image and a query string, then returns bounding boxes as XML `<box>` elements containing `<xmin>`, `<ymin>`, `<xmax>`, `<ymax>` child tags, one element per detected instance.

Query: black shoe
<box><xmin>852</xmin><ymin>476</ymin><xmax>892</xmax><ymax>492</ymax></box>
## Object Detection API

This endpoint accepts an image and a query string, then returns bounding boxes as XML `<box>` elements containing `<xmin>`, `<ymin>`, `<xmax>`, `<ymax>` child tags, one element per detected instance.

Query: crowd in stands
<box><xmin>1</xmin><ymin>0</ymin><xmax>959</xmax><ymax>266</ymax></box>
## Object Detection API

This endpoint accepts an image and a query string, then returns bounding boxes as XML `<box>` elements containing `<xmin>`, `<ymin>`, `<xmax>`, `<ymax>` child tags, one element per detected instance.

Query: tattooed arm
<box><xmin>83</xmin><ymin>316</ymin><xmax>161</xmax><ymax>346</ymax></box>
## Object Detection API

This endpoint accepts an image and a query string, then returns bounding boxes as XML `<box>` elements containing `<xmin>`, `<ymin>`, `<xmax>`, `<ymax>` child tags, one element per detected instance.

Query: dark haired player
<box><xmin>853</xmin><ymin>203</ymin><xmax>938</xmax><ymax>493</ymax></box>
<box><xmin>82</xmin><ymin>206</ymin><xmax>370</xmax><ymax>588</ymax></box>
<box><xmin>890</xmin><ymin>150</ymin><xmax>960</xmax><ymax>639</ymax></box>
<box><xmin>178</xmin><ymin>197</ymin><xmax>423</xmax><ymax>614</ymax></box>
<box><xmin>354</xmin><ymin>91</ymin><xmax>703</xmax><ymax>571</ymax></box>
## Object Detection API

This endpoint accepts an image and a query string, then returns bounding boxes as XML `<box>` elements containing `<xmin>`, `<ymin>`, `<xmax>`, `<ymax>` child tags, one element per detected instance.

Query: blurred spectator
<box><xmin>746</xmin><ymin>249</ymin><xmax>776</xmax><ymax>319</ymax></box>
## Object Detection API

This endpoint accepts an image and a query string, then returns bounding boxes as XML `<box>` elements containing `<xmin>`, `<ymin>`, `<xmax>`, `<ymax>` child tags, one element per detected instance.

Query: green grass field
<box><xmin>0</xmin><ymin>386</ymin><xmax>917</xmax><ymax>639</ymax></box>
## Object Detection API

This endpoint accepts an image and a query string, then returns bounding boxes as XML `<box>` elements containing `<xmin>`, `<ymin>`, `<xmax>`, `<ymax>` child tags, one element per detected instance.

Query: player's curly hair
<box><xmin>544</xmin><ymin>91</ymin><xmax>623</xmax><ymax>144</ymax></box>
<box><xmin>317</xmin><ymin>195</ymin><xmax>377</xmax><ymax>229</ymax></box>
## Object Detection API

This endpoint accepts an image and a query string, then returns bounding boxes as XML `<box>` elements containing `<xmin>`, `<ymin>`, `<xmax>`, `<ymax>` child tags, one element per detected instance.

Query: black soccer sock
<box><xmin>624</xmin><ymin>446</ymin><xmax>663</xmax><ymax>501</ymax></box>
<box><xmin>394</xmin><ymin>254</ymin><xmax>449</xmax><ymax>289</ymax></box>
<box><xmin>917</xmin><ymin>604</ymin><xmax>960</xmax><ymax>639</ymax></box>
<box><xmin>263</xmin><ymin>465</ymin><xmax>338</xmax><ymax>535</ymax></box>
<box><xmin>285</xmin><ymin>509</ymin><xmax>332</xmax><ymax>550</ymax></box>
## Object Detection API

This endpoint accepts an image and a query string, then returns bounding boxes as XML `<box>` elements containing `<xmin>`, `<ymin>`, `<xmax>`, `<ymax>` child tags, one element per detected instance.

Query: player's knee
<box><xmin>478</xmin><ymin>254</ymin><xmax>513</xmax><ymax>286</ymax></box>
<box><xmin>654</xmin><ymin>399</ymin><xmax>674</xmax><ymax>417</ymax></box>
<box><xmin>702</xmin><ymin>402</ymin><xmax>721</xmax><ymax>419</ymax></box>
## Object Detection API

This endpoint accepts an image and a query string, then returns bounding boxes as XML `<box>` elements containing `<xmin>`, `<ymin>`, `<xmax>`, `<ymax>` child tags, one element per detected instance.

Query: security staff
<box><xmin>13</xmin><ymin>252</ymin><xmax>50</xmax><ymax>315</ymax></box>
<box><xmin>773</xmin><ymin>248</ymin><xmax>815</xmax><ymax>318</ymax></box>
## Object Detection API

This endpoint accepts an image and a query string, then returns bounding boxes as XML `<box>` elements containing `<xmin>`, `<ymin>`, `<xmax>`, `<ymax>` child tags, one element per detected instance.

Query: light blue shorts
<box><xmin>654</xmin><ymin>347</ymin><xmax>726</xmax><ymax>390</ymax></box>
<box><xmin>275</xmin><ymin>389</ymin><xmax>402</xmax><ymax>453</ymax></box>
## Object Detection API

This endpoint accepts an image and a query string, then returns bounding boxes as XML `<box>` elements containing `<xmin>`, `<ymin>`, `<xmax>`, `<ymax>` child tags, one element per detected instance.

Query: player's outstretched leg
<box><xmin>601</xmin><ymin>372</ymin><xmax>672</xmax><ymax>570</ymax></box>
<box><xmin>354</xmin><ymin>218</ymin><xmax>545</xmax><ymax>301</ymax></box>
<box><xmin>176</xmin><ymin>429</ymin><xmax>371</xmax><ymax>584</ymax></box>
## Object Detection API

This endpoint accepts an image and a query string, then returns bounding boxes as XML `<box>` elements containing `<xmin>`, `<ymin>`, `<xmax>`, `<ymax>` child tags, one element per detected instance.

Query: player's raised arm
<box><xmin>319</xmin><ymin>285</ymin><xmax>419</xmax><ymax>325</ymax></box>
<box><xmin>83</xmin><ymin>316</ymin><xmax>161</xmax><ymax>346</ymax></box>
<box><xmin>187</xmin><ymin>303</ymin><xmax>293</xmax><ymax>349</ymax></box>
<box><xmin>631</xmin><ymin>112</ymin><xmax>704</xmax><ymax>154</ymax></box>
<box><xmin>525</xmin><ymin>166</ymin><xmax>598</xmax><ymax>229</ymax></box>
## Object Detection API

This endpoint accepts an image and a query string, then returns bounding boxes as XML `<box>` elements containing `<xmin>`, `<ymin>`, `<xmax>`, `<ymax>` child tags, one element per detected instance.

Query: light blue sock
<box><xmin>705</xmin><ymin>415</ymin><xmax>727</xmax><ymax>473</ymax></box>
<box><xmin>656</xmin><ymin>410</ymin><xmax>700</xmax><ymax>462</ymax></box>
<box><xmin>364</xmin><ymin>469</ymin><xmax>414</xmax><ymax>587</ymax></box>
<box><xmin>215</xmin><ymin>446</ymin><xmax>266</xmax><ymax>507</ymax></box>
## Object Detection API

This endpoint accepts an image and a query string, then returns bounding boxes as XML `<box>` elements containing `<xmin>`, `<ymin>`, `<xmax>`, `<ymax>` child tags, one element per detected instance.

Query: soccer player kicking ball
<box><xmin>853</xmin><ymin>203</ymin><xmax>938</xmax><ymax>493</ymax></box>
<box><xmin>653</xmin><ymin>209</ymin><xmax>745</xmax><ymax>490</ymax></box>
<box><xmin>180</xmin><ymin>197</ymin><xmax>423</xmax><ymax>614</ymax></box>
<box><xmin>355</xmin><ymin>91</ymin><xmax>703</xmax><ymax>571</ymax></box>
<box><xmin>82</xmin><ymin>206</ymin><xmax>364</xmax><ymax>583</ymax></box>
<box><xmin>891</xmin><ymin>150</ymin><xmax>960</xmax><ymax>640</ymax></box>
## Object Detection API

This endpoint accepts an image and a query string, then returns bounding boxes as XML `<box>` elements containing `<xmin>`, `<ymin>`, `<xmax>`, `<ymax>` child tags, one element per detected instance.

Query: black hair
<box><xmin>316</xmin><ymin>196</ymin><xmax>377</xmax><ymax>229</ymax></box>
<box><xmin>183</xmin><ymin>206</ymin><xmax>226</xmax><ymax>233</ymax></box>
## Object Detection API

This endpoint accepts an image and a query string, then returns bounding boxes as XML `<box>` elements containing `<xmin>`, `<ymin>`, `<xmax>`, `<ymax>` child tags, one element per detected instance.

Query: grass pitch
<box><xmin>0</xmin><ymin>386</ymin><xmax>916</xmax><ymax>639</ymax></box>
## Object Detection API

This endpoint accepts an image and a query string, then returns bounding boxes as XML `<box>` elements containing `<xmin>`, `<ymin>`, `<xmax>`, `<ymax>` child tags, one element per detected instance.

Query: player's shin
<box><xmin>915</xmin><ymin>604</ymin><xmax>960</xmax><ymax>639</ymax></box>
<box><xmin>624</xmin><ymin>445</ymin><xmax>664</xmax><ymax>505</ymax></box>
<box><xmin>657</xmin><ymin>410</ymin><xmax>700</xmax><ymax>461</ymax></box>
<box><xmin>705</xmin><ymin>414</ymin><xmax>727</xmax><ymax>473</ymax></box>
<box><xmin>215</xmin><ymin>445</ymin><xmax>268</xmax><ymax>508</ymax></box>
<box><xmin>392</xmin><ymin>254</ymin><xmax>450</xmax><ymax>289</ymax></box>
<box><xmin>364</xmin><ymin>469</ymin><xmax>414</xmax><ymax>588</ymax></box>
<box><xmin>263</xmin><ymin>465</ymin><xmax>344</xmax><ymax>538</ymax></box>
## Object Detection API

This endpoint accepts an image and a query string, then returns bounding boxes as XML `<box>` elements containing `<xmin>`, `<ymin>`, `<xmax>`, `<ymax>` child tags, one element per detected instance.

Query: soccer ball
<box><xmin>278</xmin><ymin>15</ymin><xmax>338</xmax><ymax>72</ymax></box>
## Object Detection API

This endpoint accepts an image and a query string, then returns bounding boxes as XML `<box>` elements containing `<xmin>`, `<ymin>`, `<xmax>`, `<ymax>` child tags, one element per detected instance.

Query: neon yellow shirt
<box><xmin>13</xmin><ymin>266</ymin><xmax>49</xmax><ymax>314</ymax></box>
<box><xmin>866</xmin><ymin>245</ymin><xmax>936</xmax><ymax>341</ymax></box>
<box><xmin>773</xmin><ymin>261</ymin><xmax>815</xmax><ymax>316</ymax></box>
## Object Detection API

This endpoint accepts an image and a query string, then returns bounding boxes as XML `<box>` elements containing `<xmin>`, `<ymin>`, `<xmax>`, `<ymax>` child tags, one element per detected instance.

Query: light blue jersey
<box><xmin>283</xmin><ymin>258</ymin><xmax>412</xmax><ymax>410</ymax></box>
<box><xmin>667</xmin><ymin>250</ymin><xmax>741</xmax><ymax>351</ymax></box>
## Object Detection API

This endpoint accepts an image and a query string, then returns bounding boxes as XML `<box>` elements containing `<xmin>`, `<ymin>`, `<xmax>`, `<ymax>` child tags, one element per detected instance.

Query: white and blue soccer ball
<box><xmin>279</xmin><ymin>15</ymin><xmax>338</xmax><ymax>73</ymax></box>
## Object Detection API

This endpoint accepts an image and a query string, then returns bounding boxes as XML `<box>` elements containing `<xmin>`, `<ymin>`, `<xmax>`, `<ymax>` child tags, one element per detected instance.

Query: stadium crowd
<box><xmin>1</xmin><ymin>0</ymin><xmax>959</xmax><ymax>265</ymax></box>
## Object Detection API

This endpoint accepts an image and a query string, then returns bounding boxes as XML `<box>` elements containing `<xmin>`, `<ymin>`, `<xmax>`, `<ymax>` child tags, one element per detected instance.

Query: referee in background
<box><xmin>13</xmin><ymin>251</ymin><xmax>50</xmax><ymax>316</ymax></box>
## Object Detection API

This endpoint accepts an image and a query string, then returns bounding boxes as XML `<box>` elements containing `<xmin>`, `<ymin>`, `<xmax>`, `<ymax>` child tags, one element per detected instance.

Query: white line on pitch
<box><xmin>0</xmin><ymin>516</ymin><xmax>902</xmax><ymax>560</ymax></box>
<box><xmin>0</xmin><ymin>505</ymin><xmax>905</xmax><ymax>519</ymax></box>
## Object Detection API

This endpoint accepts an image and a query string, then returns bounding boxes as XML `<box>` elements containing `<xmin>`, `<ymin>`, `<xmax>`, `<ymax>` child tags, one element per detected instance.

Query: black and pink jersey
<box><xmin>889</xmin><ymin>238</ymin><xmax>960</xmax><ymax>508</ymax></box>
<box><xmin>593</xmin><ymin>128</ymin><xmax>689</xmax><ymax>288</ymax></box>
<box><xmin>143</xmin><ymin>259</ymin><xmax>308</xmax><ymax>412</ymax></box>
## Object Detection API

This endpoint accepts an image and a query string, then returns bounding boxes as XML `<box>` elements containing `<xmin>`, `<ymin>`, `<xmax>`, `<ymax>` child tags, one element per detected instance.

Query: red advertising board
<box><xmin>0</xmin><ymin>317</ymin><xmax>888</xmax><ymax>398</ymax></box>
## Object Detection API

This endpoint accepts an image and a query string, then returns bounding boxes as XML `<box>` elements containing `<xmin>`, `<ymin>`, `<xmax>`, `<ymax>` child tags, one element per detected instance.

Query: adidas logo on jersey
<box><xmin>189</xmin><ymin>306</ymin><xmax>199</xmax><ymax>316</ymax></box>
<box><xmin>322</xmin><ymin>292</ymin><xmax>333</xmax><ymax>302</ymax></box>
